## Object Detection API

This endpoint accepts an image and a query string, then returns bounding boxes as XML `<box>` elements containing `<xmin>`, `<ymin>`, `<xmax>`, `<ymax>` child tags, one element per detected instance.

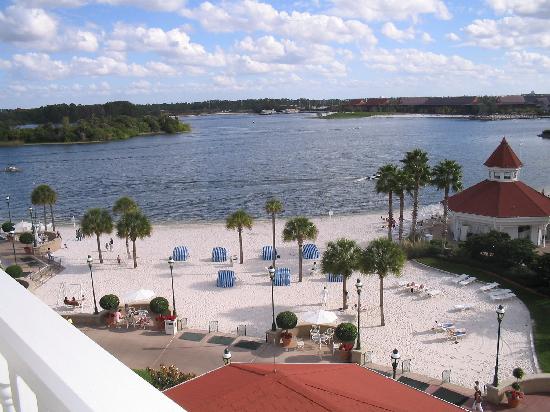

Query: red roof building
<box><xmin>448</xmin><ymin>138</ymin><xmax>550</xmax><ymax>245</ymax></box>
<box><xmin>164</xmin><ymin>363</ymin><xmax>463</xmax><ymax>412</ymax></box>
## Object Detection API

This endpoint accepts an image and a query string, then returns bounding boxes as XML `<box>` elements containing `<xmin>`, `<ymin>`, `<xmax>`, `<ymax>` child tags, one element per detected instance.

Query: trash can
<box><xmin>165</xmin><ymin>320</ymin><xmax>176</xmax><ymax>335</ymax></box>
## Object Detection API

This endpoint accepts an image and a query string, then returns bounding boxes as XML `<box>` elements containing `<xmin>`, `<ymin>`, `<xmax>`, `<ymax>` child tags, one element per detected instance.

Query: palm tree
<box><xmin>321</xmin><ymin>238</ymin><xmax>363</xmax><ymax>310</ymax></box>
<box><xmin>432</xmin><ymin>160</ymin><xmax>463</xmax><ymax>245</ymax></box>
<box><xmin>225</xmin><ymin>209</ymin><xmax>253</xmax><ymax>264</ymax></box>
<box><xmin>113</xmin><ymin>196</ymin><xmax>139</xmax><ymax>256</ymax></box>
<box><xmin>116</xmin><ymin>210</ymin><xmax>152</xmax><ymax>268</ymax></box>
<box><xmin>265</xmin><ymin>198</ymin><xmax>283</xmax><ymax>268</ymax></box>
<box><xmin>376</xmin><ymin>164</ymin><xmax>399</xmax><ymax>240</ymax></box>
<box><xmin>401</xmin><ymin>149</ymin><xmax>431</xmax><ymax>242</ymax></box>
<box><xmin>360</xmin><ymin>238</ymin><xmax>406</xmax><ymax>326</ymax></box>
<box><xmin>31</xmin><ymin>185</ymin><xmax>57</xmax><ymax>232</ymax></box>
<box><xmin>81</xmin><ymin>208</ymin><xmax>113</xmax><ymax>264</ymax></box>
<box><xmin>393</xmin><ymin>168</ymin><xmax>413</xmax><ymax>243</ymax></box>
<box><xmin>282</xmin><ymin>217</ymin><xmax>318</xmax><ymax>282</ymax></box>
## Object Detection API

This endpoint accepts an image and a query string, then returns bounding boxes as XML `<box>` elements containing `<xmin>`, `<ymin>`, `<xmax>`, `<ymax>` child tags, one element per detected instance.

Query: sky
<box><xmin>0</xmin><ymin>0</ymin><xmax>549</xmax><ymax>108</ymax></box>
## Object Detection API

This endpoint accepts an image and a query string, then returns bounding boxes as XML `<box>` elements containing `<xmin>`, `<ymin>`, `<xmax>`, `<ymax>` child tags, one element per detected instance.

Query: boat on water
<box><xmin>282</xmin><ymin>108</ymin><xmax>300</xmax><ymax>114</ymax></box>
<box><xmin>539</xmin><ymin>130</ymin><xmax>550</xmax><ymax>139</ymax></box>
<box><xmin>4</xmin><ymin>165</ymin><xmax>21</xmax><ymax>172</ymax></box>
<box><xmin>259</xmin><ymin>109</ymin><xmax>277</xmax><ymax>115</ymax></box>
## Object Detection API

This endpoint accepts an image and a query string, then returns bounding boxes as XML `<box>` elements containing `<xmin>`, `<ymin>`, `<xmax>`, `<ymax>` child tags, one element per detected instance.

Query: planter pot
<box><xmin>507</xmin><ymin>398</ymin><xmax>520</xmax><ymax>408</ymax></box>
<box><xmin>281</xmin><ymin>336</ymin><xmax>292</xmax><ymax>347</ymax></box>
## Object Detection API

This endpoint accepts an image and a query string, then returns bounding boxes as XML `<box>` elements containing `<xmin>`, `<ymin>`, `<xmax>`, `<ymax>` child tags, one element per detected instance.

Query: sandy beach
<box><xmin>34</xmin><ymin>209</ymin><xmax>536</xmax><ymax>388</ymax></box>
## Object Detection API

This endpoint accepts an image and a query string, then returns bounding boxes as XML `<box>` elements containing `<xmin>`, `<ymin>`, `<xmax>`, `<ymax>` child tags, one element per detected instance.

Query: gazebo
<box><xmin>448</xmin><ymin>138</ymin><xmax>550</xmax><ymax>246</ymax></box>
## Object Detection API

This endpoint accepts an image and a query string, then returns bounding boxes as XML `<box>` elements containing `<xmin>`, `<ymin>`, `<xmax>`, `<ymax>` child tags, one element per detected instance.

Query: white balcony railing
<box><xmin>0</xmin><ymin>271</ymin><xmax>185</xmax><ymax>412</ymax></box>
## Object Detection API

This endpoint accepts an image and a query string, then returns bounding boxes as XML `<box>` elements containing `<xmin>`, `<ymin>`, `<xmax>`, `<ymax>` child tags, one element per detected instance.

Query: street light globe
<box><xmin>168</xmin><ymin>256</ymin><xmax>175</xmax><ymax>268</ymax></box>
<box><xmin>355</xmin><ymin>278</ymin><xmax>363</xmax><ymax>292</ymax></box>
<box><xmin>87</xmin><ymin>255</ymin><xmax>93</xmax><ymax>267</ymax></box>
<box><xmin>496</xmin><ymin>304</ymin><xmax>505</xmax><ymax>320</ymax></box>
<box><xmin>223</xmin><ymin>348</ymin><xmax>232</xmax><ymax>365</ymax></box>
<box><xmin>268</xmin><ymin>265</ymin><xmax>275</xmax><ymax>279</ymax></box>
<box><xmin>391</xmin><ymin>348</ymin><xmax>400</xmax><ymax>362</ymax></box>
<box><xmin>6</xmin><ymin>196</ymin><xmax>9</xmax><ymax>201</ymax></box>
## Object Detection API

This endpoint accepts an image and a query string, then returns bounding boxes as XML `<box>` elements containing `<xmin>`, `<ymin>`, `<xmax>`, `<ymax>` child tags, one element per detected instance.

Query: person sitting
<box><xmin>64</xmin><ymin>296</ymin><xmax>79</xmax><ymax>307</ymax></box>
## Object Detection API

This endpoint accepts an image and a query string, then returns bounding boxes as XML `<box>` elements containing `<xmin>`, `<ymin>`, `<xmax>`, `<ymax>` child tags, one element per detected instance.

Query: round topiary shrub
<box><xmin>335</xmin><ymin>322</ymin><xmax>358</xmax><ymax>343</ymax></box>
<box><xmin>99</xmin><ymin>294</ymin><xmax>120</xmax><ymax>311</ymax></box>
<box><xmin>149</xmin><ymin>297</ymin><xmax>170</xmax><ymax>315</ymax></box>
<box><xmin>276</xmin><ymin>311</ymin><xmax>298</xmax><ymax>330</ymax></box>
<box><xmin>19</xmin><ymin>232</ymin><xmax>34</xmax><ymax>245</ymax></box>
<box><xmin>513</xmin><ymin>367</ymin><xmax>525</xmax><ymax>381</ymax></box>
<box><xmin>2</xmin><ymin>221</ymin><xmax>14</xmax><ymax>233</ymax></box>
<box><xmin>5</xmin><ymin>264</ymin><xmax>23</xmax><ymax>278</ymax></box>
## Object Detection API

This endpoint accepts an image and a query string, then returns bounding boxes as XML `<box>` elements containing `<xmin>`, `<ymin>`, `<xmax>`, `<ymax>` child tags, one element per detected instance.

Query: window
<box><xmin>494</xmin><ymin>173</ymin><xmax>501</xmax><ymax>179</ymax></box>
<box><xmin>504</xmin><ymin>172</ymin><xmax>511</xmax><ymax>180</ymax></box>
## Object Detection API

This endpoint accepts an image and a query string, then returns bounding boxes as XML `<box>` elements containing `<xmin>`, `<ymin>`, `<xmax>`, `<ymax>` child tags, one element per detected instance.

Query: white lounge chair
<box><xmin>432</xmin><ymin>321</ymin><xmax>454</xmax><ymax>332</ymax></box>
<box><xmin>427</xmin><ymin>289</ymin><xmax>442</xmax><ymax>297</ymax></box>
<box><xmin>451</xmin><ymin>274</ymin><xmax>470</xmax><ymax>284</ymax></box>
<box><xmin>489</xmin><ymin>289</ymin><xmax>512</xmax><ymax>296</ymax></box>
<box><xmin>458</xmin><ymin>277</ymin><xmax>477</xmax><ymax>286</ymax></box>
<box><xmin>447</xmin><ymin>329</ymin><xmax>467</xmax><ymax>343</ymax></box>
<box><xmin>480</xmin><ymin>282</ymin><xmax>499</xmax><ymax>292</ymax></box>
<box><xmin>453</xmin><ymin>303</ymin><xmax>474</xmax><ymax>311</ymax></box>
<box><xmin>491</xmin><ymin>293</ymin><xmax>516</xmax><ymax>301</ymax></box>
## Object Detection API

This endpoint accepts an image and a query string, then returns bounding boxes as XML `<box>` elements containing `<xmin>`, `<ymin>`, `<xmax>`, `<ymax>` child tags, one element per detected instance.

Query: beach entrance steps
<box><xmin>401</xmin><ymin>359</ymin><xmax>411</xmax><ymax>373</ymax></box>
<box><xmin>237</xmin><ymin>324</ymin><xmax>247</xmax><ymax>336</ymax></box>
<box><xmin>209</xmin><ymin>320</ymin><xmax>219</xmax><ymax>333</ymax></box>
<box><xmin>442</xmin><ymin>369</ymin><xmax>451</xmax><ymax>383</ymax></box>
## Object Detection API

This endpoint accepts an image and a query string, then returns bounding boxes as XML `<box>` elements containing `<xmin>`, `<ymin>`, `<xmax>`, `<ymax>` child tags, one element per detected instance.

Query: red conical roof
<box><xmin>484</xmin><ymin>137</ymin><xmax>523</xmax><ymax>168</ymax></box>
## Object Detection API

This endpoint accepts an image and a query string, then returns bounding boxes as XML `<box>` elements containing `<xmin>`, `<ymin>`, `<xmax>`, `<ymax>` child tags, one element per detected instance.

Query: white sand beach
<box><xmin>35</xmin><ymin>209</ymin><xmax>537</xmax><ymax>388</ymax></box>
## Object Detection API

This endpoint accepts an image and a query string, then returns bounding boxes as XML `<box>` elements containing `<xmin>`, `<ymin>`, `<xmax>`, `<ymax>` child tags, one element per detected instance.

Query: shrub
<box><xmin>513</xmin><ymin>367</ymin><xmax>525</xmax><ymax>381</ymax></box>
<box><xmin>99</xmin><ymin>294</ymin><xmax>120</xmax><ymax>311</ymax></box>
<box><xmin>504</xmin><ymin>265</ymin><xmax>536</xmax><ymax>277</ymax></box>
<box><xmin>335</xmin><ymin>322</ymin><xmax>357</xmax><ymax>342</ymax></box>
<box><xmin>276</xmin><ymin>311</ymin><xmax>298</xmax><ymax>330</ymax></box>
<box><xmin>149</xmin><ymin>297</ymin><xmax>170</xmax><ymax>314</ymax></box>
<box><xmin>19</xmin><ymin>232</ymin><xmax>34</xmax><ymax>245</ymax></box>
<box><xmin>140</xmin><ymin>365</ymin><xmax>195</xmax><ymax>391</ymax></box>
<box><xmin>2</xmin><ymin>221</ymin><xmax>14</xmax><ymax>233</ymax></box>
<box><xmin>532</xmin><ymin>253</ymin><xmax>550</xmax><ymax>280</ymax></box>
<box><xmin>511</xmin><ymin>382</ymin><xmax>521</xmax><ymax>391</ymax></box>
<box><xmin>401</xmin><ymin>240</ymin><xmax>431</xmax><ymax>259</ymax></box>
<box><xmin>5</xmin><ymin>264</ymin><xmax>23</xmax><ymax>278</ymax></box>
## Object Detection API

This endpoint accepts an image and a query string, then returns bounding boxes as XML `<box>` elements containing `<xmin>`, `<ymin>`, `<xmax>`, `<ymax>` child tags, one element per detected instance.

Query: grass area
<box><xmin>321</xmin><ymin>111</ymin><xmax>392</xmax><ymax>119</ymax></box>
<box><xmin>133</xmin><ymin>368</ymin><xmax>153</xmax><ymax>384</ymax></box>
<box><xmin>416</xmin><ymin>257</ymin><xmax>550</xmax><ymax>373</ymax></box>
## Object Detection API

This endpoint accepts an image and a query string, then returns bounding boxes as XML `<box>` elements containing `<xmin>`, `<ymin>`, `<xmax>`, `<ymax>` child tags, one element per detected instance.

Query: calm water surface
<box><xmin>1</xmin><ymin>114</ymin><xmax>549</xmax><ymax>222</ymax></box>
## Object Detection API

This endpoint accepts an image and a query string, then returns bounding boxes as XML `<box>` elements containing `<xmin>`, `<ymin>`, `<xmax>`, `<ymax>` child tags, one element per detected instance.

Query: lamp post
<box><xmin>223</xmin><ymin>348</ymin><xmax>232</xmax><ymax>365</ymax></box>
<box><xmin>29</xmin><ymin>207</ymin><xmax>37</xmax><ymax>248</ymax></box>
<box><xmin>9</xmin><ymin>230</ymin><xmax>17</xmax><ymax>264</ymax></box>
<box><xmin>87</xmin><ymin>255</ymin><xmax>99</xmax><ymax>315</ymax></box>
<box><xmin>168</xmin><ymin>256</ymin><xmax>177</xmax><ymax>317</ymax></box>
<box><xmin>391</xmin><ymin>348</ymin><xmax>400</xmax><ymax>379</ymax></box>
<box><xmin>492</xmin><ymin>304</ymin><xmax>506</xmax><ymax>387</ymax></box>
<box><xmin>6</xmin><ymin>196</ymin><xmax>12</xmax><ymax>223</ymax></box>
<box><xmin>355</xmin><ymin>278</ymin><xmax>363</xmax><ymax>350</ymax></box>
<box><xmin>268</xmin><ymin>266</ymin><xmax>276</xmax><ymax>331</ymax></box>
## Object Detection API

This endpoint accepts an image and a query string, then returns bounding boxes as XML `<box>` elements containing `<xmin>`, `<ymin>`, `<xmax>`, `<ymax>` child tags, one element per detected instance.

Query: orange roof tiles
<box><xmin>164</xmin><ymin>363</ymin><xmax>463</xmax><ymax>412</ymax></box>
<box><xmin>484</xmin><ymin>138</ymin><xmax>523</xmax><ymax>168</ymax></box>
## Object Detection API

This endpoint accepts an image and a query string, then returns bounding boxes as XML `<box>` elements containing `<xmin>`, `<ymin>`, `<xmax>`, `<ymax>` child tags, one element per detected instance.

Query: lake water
<box><xmin>1</xmin><ymin>114</ymin><xmax>549</xmax><ymax>223</ymax></box>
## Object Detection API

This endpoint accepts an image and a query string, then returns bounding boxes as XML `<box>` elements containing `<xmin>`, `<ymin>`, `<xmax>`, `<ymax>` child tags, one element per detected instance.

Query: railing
<box><xmin>0</xmin><ymin>271</ymin><xmax>185</xmax><ymax>412</ymax></box>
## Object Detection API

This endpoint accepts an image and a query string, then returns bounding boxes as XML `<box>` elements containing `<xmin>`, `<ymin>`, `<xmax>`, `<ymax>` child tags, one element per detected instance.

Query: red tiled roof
<box><xmin>164</xmin><ymin>363</ymin><xmax>463</xmax><ymax>412</ymax></box>
<box><xmin>448</xmin><ymin>180</ymin><xmax>550</xmax><ymax>217</ymax></box>
<box><xmin>484</xmin><ymin>138</ymin><xmax>523</xmax><ymax>168</ymax></box>
<box><xmin>365</xmin><ymin>98</ymin><xmax>390</xmax><ymax>106</ymax></box>
<box><xmin>497</xmin><ymin>95</ymin><xmax>525</xmax><ymax>105</ymax></box>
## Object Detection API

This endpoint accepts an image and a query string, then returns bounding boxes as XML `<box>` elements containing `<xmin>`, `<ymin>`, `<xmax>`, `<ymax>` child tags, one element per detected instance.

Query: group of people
<box><xmin>63</xmin><ymin>296</ymin><xmax>82</xmax><ymax>307</ymax></box>
<box><xmin>75</xmin><ymin>228</ymin><xmax>84</xmax><ymax>241</ymax></box>
<box><xmin>105</xmin><ymin>238</ymin><xmax>114</xmax><ymax>251</ymax></box>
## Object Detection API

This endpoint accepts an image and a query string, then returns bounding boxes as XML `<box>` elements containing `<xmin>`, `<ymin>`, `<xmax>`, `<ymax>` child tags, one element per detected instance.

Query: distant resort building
<box><xmin>448</xmin><ymin>138</ymin><xmax>550</xmax><ymax>246</ymax></box>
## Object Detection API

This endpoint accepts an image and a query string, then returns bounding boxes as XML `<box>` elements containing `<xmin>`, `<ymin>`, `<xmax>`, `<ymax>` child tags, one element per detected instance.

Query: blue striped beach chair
<box><xmin>216</xmin><ymin>270</ymin><xmax>235</xmax><ymax>288</ymax></box>
<box><xmin>212</xmin><ymin>247</ymin><xmax>228</xmax><ymax>262</ymax></box>
<box><xmin>261</xmin><ymin>245</ymin><xmax>276</xmax><ymax>261</ymax></box>
<box><xmin>327</xmin><ymin>273</ymin><xmax>343</xmax><ymax>282</ymax></box>
<box><xmin>274</xmin><ymin>267</ymin><xmax>291</xmax><ymax>286</ymax></box>
<box><xmin>302</xmin><ymin>243</ymin><xmax>320</xmax><ymax>259</ymax></box>
<box><xmin>172</xmin><ymin>246</ymin><xmax>189</xmax><ymax>261</ymax></box>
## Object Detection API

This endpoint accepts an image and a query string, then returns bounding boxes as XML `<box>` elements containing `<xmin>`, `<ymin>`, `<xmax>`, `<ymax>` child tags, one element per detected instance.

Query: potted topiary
<box><xmin>505</xmin><ymin>382</ymin><xmax>524</xmax><ymax>408</ymax></box>
<box><xmin>5</xmin><ymin>264</ymin><xmax>23</xmax><ymax>279</ymax></box>
<box><xmin>150</xmin><ymin>297</ymin><xmax>170</xmax><ymax>330</ymax></box>
<box><xmin>276</xmin><ymin>311</ymin><xmax>298</xmax><ymax>347</ymax></box>
<box><xmin>19</xmin><ymin>232</ymin><xmax>34</xmax><ymax>254</ymax></box>
<box><xmin>99</xmin><ymin>294</ymin><xmax>120</xmax><ymax>325</ymax></box>
<box><xmin>335</xmin><ymin>322</ymin><xmax>357</xmax><ymax>361</ymax></box>
<box><xmin>2</xmin><ymin>222</ymin><xmax>14</xmax><ymax>233</ymax></box>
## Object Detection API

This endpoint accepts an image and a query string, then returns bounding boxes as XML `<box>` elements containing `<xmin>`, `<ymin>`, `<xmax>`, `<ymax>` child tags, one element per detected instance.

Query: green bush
<box><xmin>401</xmin><ymin>240</ymin><xmax>445</xmax><ymax>259</ymax></box>
<box><xmin>135</xmin><ymin>365</ymin><xmax>195</xmax><ymax>390</ymax></box>
<box><xmin>2</xmin><ymin>221</ymin><xmax>14</xmax><ymax>233</ymax></box>
<box><xmin>335</xmin><ymin>322</ymin><xmax>358</xmax><ymax>342</ymax></box>
<box><xmin>504</xmin><ymin>265</ymin><xmax>536</xmax><ymax>277</ymax></box>
<box><xmin>149</xmin><ymin>297</ymin><xmax>170</xmax><ymax>314</ymax></box>
<box><xmin>511</xmin><ymin>382</ymin><xmax>521</xmax><ymax>391</ymax></box>
<box><xmin>462</xmin><ymin>231</ymin><xmax>536</xmax><ymax>267</ymax></box>
<box><xmin>276</xmin><ymin>311</ymin><xmax>298</xmax><ymax>330</ymax></box>
<box><xmin>513</xmin><ymin>367</ymin><xmax>525</xmax><ymax>380</ymax></box>
<box><xmin>5</xmin><ymin>264</ymin><xmax>23</xmax><ymax>278</ymax></box>
<box><xmin>99</xmin><ymin>294</ymin><xmax>120</xmax><ymax>311</ymax></box>
<box><xmin>19</xmin><ymin>232</ymin><xmax>34</xmax><ymax>244</ymax></box>
<box><xmin>532</xmin><ymin>253</ymin><xmax>550</xmax><ymax>280</ymax></box>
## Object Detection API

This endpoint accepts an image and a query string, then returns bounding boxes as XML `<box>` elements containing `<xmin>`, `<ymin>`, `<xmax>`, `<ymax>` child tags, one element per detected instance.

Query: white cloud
<box><xmin>181</xmin><ymin>0</ymin><xmax>377</xmax><ymax>45</ymax></box>
<box><xmin>12</xmin><ymin>53</ymin><xmax>70</xmax><ymax>80</ymax></box>
<box><xmin>0</xmin><ymin>5</ymin><xmax>57</xmax><ymax>43</ymax></box>
<box><xmin>507</xmin><ymin>50</ymin><xmax>550</xmax><ymax>69</ymax></box>
<box><xmin>71</xmin><ymin>55</ymin><xmax>149</xmax><ymax>76</ymax></box>
<box><xmin>381</xmin><ymin>22</ymin><xmax>415</xmax><ymax>42</ymax></box>
<box><xmin>445</xmin><ymin>32</ymin><xmax>460</xmax><ymax>41</ymax></box>
<box><xmin>97</xmin><ymin>0</ymin><xmax>186</xmax><ymax>12</ymax></box>
<box><xmin>17</xmin><ymin>0</ymin><xmax>87</xmax><ymax>7</ymax></box>
<box><xmin>464</xmin><ymin>16</ymin><xmax>550</xmax><ymax>48</ymax></box>
<box><xmin>129</xmin><ymin>79</ymin><xmax>152</xmax><ymax>92</ymax></box>
<box><xmin>67</xmin><ymin>29</ymin><xmax>99</xmax><ymax>52</ymax></box>
<box><xmin>421</xmin><ymin>32</ymin><xmax>434</xmax><ymax>42</ymax></box>
<box><xmin>0</xmin><ymin>59</ymin><xmax>12</xmax><ymax>69</ymax></box>
<box><xmin>486</xmin><ymin>0</ymin><xmax>550</xmax><ymax>18</ymax></box>
<box><xmin>329</xmin><ymin>0</ymin><xmax>451</xmax><ymax>21</ymax></box>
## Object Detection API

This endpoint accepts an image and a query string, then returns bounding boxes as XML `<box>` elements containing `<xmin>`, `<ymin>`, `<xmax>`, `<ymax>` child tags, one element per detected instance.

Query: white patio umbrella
<box><xmin>299</xmin><ymin>310</ymin><xmax>338</xmax><ymax>325</ymax></box>
<box><xmin>14</xmin><ymin>221</ymin><xmax>32</xmax><ymax>233</ymax></box>
<box><xmin>121</xmin><ymin>289</ymin><xmax>156</xmax><ymax>303</ymax></box>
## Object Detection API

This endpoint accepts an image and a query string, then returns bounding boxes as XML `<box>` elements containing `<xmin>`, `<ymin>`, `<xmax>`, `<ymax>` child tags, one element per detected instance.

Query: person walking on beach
<box><xmin>310</xmin><ymin>261</ymin><xmax>318</xmax><ymax>276</ymax></box>
<box><xmin>321</xmin><ymin>286</ymin><xmax>329</xmax><ymax>307</ymax></box>
<box><xmin>117</xmin><ymin>255</ymin><xmax>121</xmax><ymax>265</ymax></box>
<box><xmin>110</xmin><ymin>238</ymin><xmax>114</xmax><ymax>251</ymax></box>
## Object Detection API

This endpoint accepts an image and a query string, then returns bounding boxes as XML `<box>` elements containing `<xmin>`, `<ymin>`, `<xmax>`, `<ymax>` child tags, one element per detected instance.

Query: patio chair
<box><xmin>490</xmin><ymin>292</ymin><xmax>516</xmax><ymax>301</ymax></box>
<box><xmin>451</xmin><ymin>274</ymin><xmax>470</xmax><ymax>284</ymax></box>
<box><xmin>209</xmin><ymin>320</ymin><xmax>219</xmax><ymax>333</ymax></box>
<box><xmin>442</xmin><ymin>369</ymin><xmax>451</xmax><ymax>383</ymax></box>
<box><xmin>447</xmin><ymin>328</ymin><xmax>466</xmax><ymax>343</ymax></box>
<box><xmin>296</xmin><ymin>338</ymin><xmax>305</xmax><ymax>351</ymax></box>
<box><xmin>432</xmin><ymin>321</ymin><xmax>454</xmax><ymax>332</ymax></box>
<box><xmin>488</xmin><ymin>289</ymin><xmax>512</xmax><ymax>296</ymax></box>
<box><xmin>237</xmin><ymin>324</ymin><xmax>247</xmax><ymax>336</ymax></box>
<box><xmin>324</xmin><ymin>328</ymin><xmax>335</xmax><ymax>345</ymax></box>
<box><xmin>453</xmin><ymin>303</ymin><xmax>474</xmax><ymax>311</ymax></box>
<box><xmin>479</xmin><ymin>282</ymin><xmax>499</xmax><ymax>292</ymax></box>
<box><xmin>458</xmin><ymin>276</ymin><xmax>477</xmax><ymax>286</ymax></box>
<box><xmin>401</xmin><ymin>359</ymin><xmax>411</xmax><ymax>373</ymax></box>
<box><xmin>427</xmin><ymin>289</ymin><xmax>442</xmax><ymax>297</ymax></box>
<box><xmin>310</xmin><ymin>325</ymin><xmax>320</xmax><ymax>340</ymax></box>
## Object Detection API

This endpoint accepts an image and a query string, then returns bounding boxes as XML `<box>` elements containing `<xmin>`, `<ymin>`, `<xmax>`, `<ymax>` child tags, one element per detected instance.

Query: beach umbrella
<box><xmin>121</xmin><ymin>289</ymin><xmax>156</xmax><ymax>303</ymax></box>
<box><xmin>299</xmin><ymin>310</ymin><xmax>338</xmax><ymax>324</ymax></box>
<box><xmin>14</xmin><ymin>221</ymin><xmax>32</xmax><ymax>233</ymax></box>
